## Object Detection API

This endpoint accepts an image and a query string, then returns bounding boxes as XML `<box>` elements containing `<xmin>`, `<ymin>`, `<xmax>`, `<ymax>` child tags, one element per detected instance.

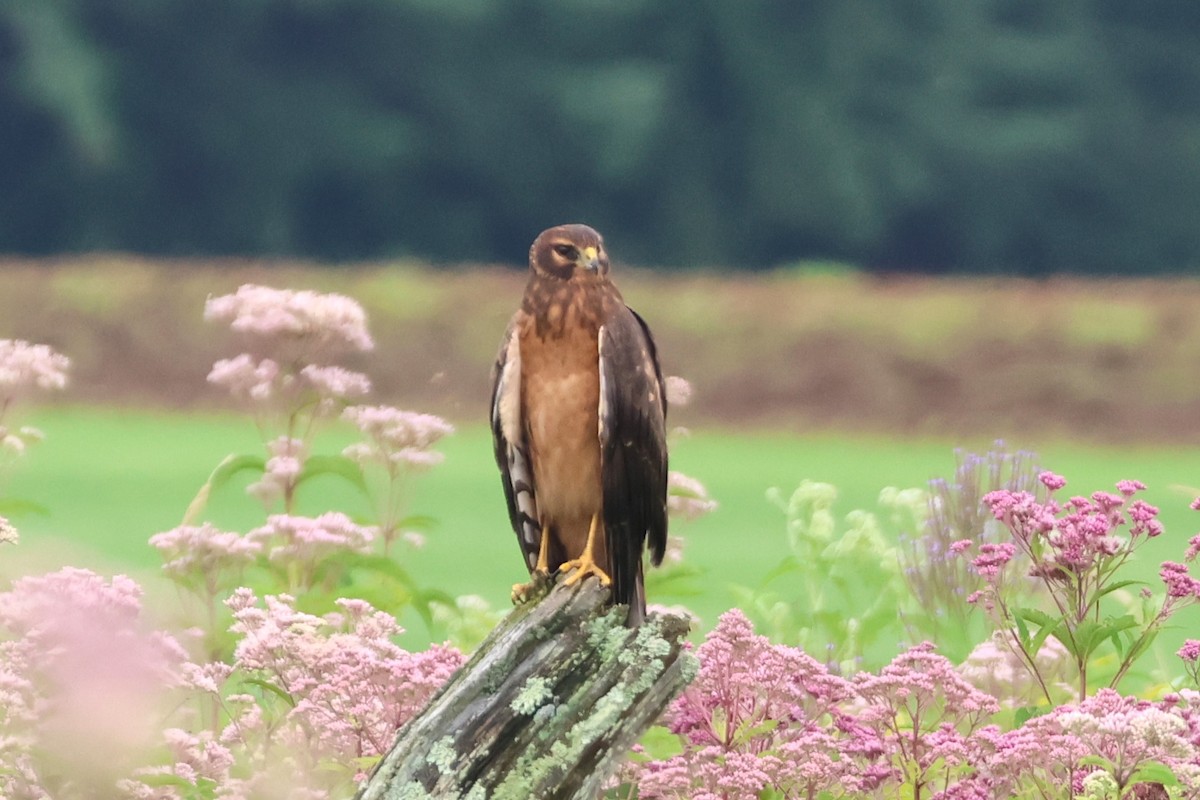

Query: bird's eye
<box><xmin>552</xmin><ymin>243</ymin><xmax>576</xmax><ymax>258</ymax></box>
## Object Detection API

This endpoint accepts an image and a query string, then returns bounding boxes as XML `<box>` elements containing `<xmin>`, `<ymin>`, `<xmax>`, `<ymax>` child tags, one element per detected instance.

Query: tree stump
<box><xmin>354</xmin><ymin>576</ymin><xmax>695</xmax><ymax>800</ymax></box>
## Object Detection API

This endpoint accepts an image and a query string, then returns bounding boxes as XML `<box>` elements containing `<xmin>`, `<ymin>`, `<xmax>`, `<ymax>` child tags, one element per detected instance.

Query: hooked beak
<box><xmin>581</xmin><ymin>246</ymin><xmax>600</xmax><ymax>273</ymax></box>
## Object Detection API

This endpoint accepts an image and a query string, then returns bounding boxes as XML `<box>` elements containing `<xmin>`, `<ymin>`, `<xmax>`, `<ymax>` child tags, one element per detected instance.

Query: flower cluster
<box><xmin>0</xmin><ymin>339</ymin><xmax>69</xmax><ymax>471</ymax></box>
<box><xmin>959</xmin><ymin>633</ymin><xmax>1072</xmax><ymax>707</ymax></box>
<box><xmin>0</xmin><ymin>568</ymin><xmax>186</xmax><ymax>798</ymax></box>
<box><xmin>149</xmin><ymin>522</ymin><xmax>261</xmax><ymax>593</ymax></box>
<box><xmin>207</xmin><ymin>354</ymin><xmax>371</xmax><ymax>413</ymax></box>
<box><xmin>636</xmin><ymin>609</ymin><xmax>863</xmax><ymax>799</ymax></box>
<box><xmin>665</xmin><ymin>375</ymin><xmax>692</xmax><ymax>407</ymax></box>
<box><xmin>245</xmin><ymin>434</ymin><xmax>308</xmax><ymax>508</ymax></box>
<box><xmin>225</xmin><ymin>590</ymin><xmax>464</xmax><ymax>764</ymax></box>
<box><xmin>0</xmin><ymin>339</ymin><xmax>70</xmax><ymax>395</ymax></box>
<box><xmin>247</xmin><ymin>512</ymin><xmax>376</xmax><ymax>588</ymax></box>
<box><xmin>981</xmin><ymin>471</ymin><xmax>1163</xmax><ymax>576</ymax></box>
<box><xmin>1180</xmin><ymin>640</ymin><xmax>1200</xmax><ymax>689</ymax></box>
<box><xmin>979</xmin><ymin>689</ymin><xmax>1200</xmax><ymax>797</ymax></box>
<box><xmin>0</xmin><ymin>515</ymin><xmax>16</xmax><ymax>545</ymax></box>
<box><xmin>342</xmin><ymin>405</ymin><xmax>455</xmax><ymax>472</ymax></box>
<box><xmin>666</xmin><ymin>470</ymin><xmax>717</xmax><ymax>522</ymax></box>
<box><xmin>626</xmin><ymin>611</ymin><xmax>1200</xmax><ymax>800</ymax></box>
<box><xmin>204</xmin><ymin>284</ymin><xmax>374</xmax><ymax>355</ymax></box>
<box><xmin>205</xmin><ymin>286</ymin><xmax>375</xmax><ymax>472</ymax></box>
<box><xmin>966</xmin><ymin>473</ymin><xmax>1191</xmax><ymax>701</ymax></box>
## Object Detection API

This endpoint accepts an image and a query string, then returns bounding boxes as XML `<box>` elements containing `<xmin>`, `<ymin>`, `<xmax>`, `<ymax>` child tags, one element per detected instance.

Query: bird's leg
<box><xmin>533</xmin><ymin>523</ymin><xmax>552</xmax><ymax>574</ymax></box>
<box><xmin>511</xmin><ymin>519</ymin><xmax>554</xmax><ymax>605</ymax></box>
<box><xmin>560</xmin><ymin>513</ymin><xmax>612</xmax><ymax>587</ymax></box>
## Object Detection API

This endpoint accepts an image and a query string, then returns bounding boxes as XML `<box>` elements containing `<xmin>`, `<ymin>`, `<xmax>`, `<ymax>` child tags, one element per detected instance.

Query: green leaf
<box><xmin>1079</xmin><ymin>754</ymin><xmax>1116</xmax><ymax>772</ymax></box>
<box><xmin>1125</xmin><ymin>629</ymin><xmax>1159</xmax><ymax>664</ymax></box>
<box><xmin>296</xmin><ymin>454</ymin><xmax>369</xmax><ymax>497</ymax></box>
<box><xmin>0</xmin><ymin>498</ymin><xmax>49</xmax><ymax>518</ymax></box>
<box><xmin>182</xmin><ymin>454</ymin><xmax>265</xmax><ymax>524</ymax></box>
<box><xmin>241</xmin><ymin>677</ymin><xmax>296</xmax><ymax>708</ymax></box>
<box><xmin>1013</xmin><ymin>607</ymin><xmax>1057</xmax><ymax>628</ymax></box>
<box><xmin>411</xmin><ymin>587</ymin><xmax>459</xmax><ymax>631</ymax></box>
<box><xmin>733</xmin><ymin>717</ymin><xmax>780</xmax><ymax>747</ymax></box>
<box><xmin>1013</xmin><ymin>705</ymin><xmax>1043</xmax><ymax>726</ymax></box>
<box><xmin>1129</xmin><ymin>760</ymin><xmax>1181</xmax><ymax>787</ymax></box>
<box><xmin>341</xmin><ymin>552</ymin><xmax>420</xmax><ymax>588</ymax></box>
<box><xmin>638</xmin><ymin>725</ymin><xmax>683</xmax><ymax>761</ymax></box>
<box><xmin>398</xmin><ymin>513</ymin><xmax>439</xmax><ymax>532</ymax></box>
<box><xmin>1012</xmin><ymin>612</ymin><xmax>1032</xmax><ymax>650</ymax></box>
<box><xmin>1096</xmin><ymin>578</ymin><xmax>1144</xmax><ymax>599</ymax></box>
<box><xmin>760</xmin><ymin>555</ymin><xmax>804</xmax><ymax>585</ymax></box>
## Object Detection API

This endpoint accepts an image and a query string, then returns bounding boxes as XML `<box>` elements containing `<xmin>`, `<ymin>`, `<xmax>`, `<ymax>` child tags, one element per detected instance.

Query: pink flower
<box><xmin>0</xmin><ymin>339</ymin><xmax>70</xmax><ymax>394</ymax></box>
<box><xmin>205</xmin><ymin>284</ymin><xmax>374</xmax><ymax>353</ymax></box>
<box><xmin>248</xmin><ymin>512</ymin><xmax>376</xmax><ymax>570</ymax></box>
<box><xmin>207</xmin><ymin>354</ymin><xmax>283</xmax><ymax>400</ymax></box>
<box><xmin>342</xmin><ymin>405</ymin><xmax>454</xmax><ymax>472</ymax></box>
<box><xmin>643</xmin><ymin>610</ymin><xmax>857</xmax><ymax>798</ymax></box>
<box><xmin>667</xmin><ymin>471</ymin><xmax>718</xmax><ymax>521</ymax></box>
<box><xmin>971</xmin><ymin>542</ymin><xmax>1016</xmax><ymax>577</ymax></box>
<box><xmin>665</xmin><ymin>375</ymin><xmax>693</xmax><ymax>407</ymax></box>
<box><xmin>343</xmin><ymin>405</ymin><xmax>454</xmax><ymax>451</ymax></box>
<box><xmin>0</xmin><ymin>569</ymin><xmax>185</xmax><ymax>794</ymax></box>
<box><xmin>1116</xmin><ymin>479</ymin><xmax>1146</xmax><ymax>497</ymax></box>
<box><xmin>1127</xmin><ymin>499</ymin><xmax>1162</xmax><ymax>538</ymax></box>
<box><xmin>149</xmin><ymin>523</ymin><xmax>261</xmax><ymax>588</ymax></box>
<box><xmin>949</xmin><ymin>539</ymin><xmax>974</xmax><ymax>555</ymax></box>
<box><xmin>226</xmin><ymin>591</ymin><xmax>464</xmax><ymax>762</ymax></box>
<box><xmin>1186</xmin><ymin>533</ymin><xmax>1200</xmax><ymax>563</ymax></box>
<box><xmin>1178</xmin><ymin>640</ymin><xmax>1200</xmax><ymax>663</ymax></box>
<box><xmin>1161</xmin><ymin>561</ymin><xmax>1200</xmax><ymax>599</ymax></box>
<box><xmin>1038</xmin><ymin>471</ymin><xmax>1067</xmax><ymax>491</ymax></box>
<box><xmin>246</xmin><ymin>436</ymin><xmax>308</xmax><ymax>507</ymax></box>
<box><xmin>300</xmin><ymin>364</ymin><xmax>371</xmax><ymax>401</ymax></box>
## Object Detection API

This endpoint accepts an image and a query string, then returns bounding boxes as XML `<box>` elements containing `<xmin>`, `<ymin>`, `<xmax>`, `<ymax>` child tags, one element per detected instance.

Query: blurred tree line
<box><xmin>2</xmin><ymin>0</ymin><xmax>1199</xmax><ymax>273</ymax></box>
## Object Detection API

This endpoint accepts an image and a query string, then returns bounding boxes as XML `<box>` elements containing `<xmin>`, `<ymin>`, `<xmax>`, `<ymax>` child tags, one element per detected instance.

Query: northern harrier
<box><xmin>490</xmin><ymin>224</ymin><xmax>668</xmax><ymax>623</ymax></box>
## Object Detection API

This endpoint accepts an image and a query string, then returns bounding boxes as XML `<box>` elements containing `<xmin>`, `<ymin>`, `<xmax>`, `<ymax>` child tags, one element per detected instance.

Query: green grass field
<box><xmin>7</xmin><ymin>405</ymin><xmax>1200</xmax><ymax>679</ymax></box>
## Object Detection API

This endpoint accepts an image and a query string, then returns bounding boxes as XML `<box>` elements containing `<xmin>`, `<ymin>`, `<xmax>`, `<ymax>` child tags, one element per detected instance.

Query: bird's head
<box><xmin>529</xmin><ymin>224</ymin><xmax>610</xmax><ymax>281</ymax></box>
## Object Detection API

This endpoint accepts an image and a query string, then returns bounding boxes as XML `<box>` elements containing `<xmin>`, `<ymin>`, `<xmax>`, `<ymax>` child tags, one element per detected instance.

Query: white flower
<box><xmin>0</xmin><ymin>516</ymin><xmax>17</xmax><ymax>545</ymax></box>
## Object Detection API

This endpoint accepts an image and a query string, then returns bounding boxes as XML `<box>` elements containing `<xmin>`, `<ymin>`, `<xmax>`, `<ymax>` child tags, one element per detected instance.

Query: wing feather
<box><xmin>599</xmin><ymin>307</ymin><xmax>669</xmax><ymax>620</ymax></box>
<box><xmin>490</xmin><ymin>318</ymin><xmax>541</xmax><ymax>571</ymax></box>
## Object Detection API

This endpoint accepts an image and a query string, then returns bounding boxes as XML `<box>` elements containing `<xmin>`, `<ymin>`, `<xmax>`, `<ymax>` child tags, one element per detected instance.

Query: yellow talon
<box><xmin>512</xmin><ymin>516</ymin><xmax>557</xmax><ymax>605</ymax></box>
<box><xmin>560</xmin><ymin>514</ymin><xmax>612</xmax><ymax>587</ymax></box>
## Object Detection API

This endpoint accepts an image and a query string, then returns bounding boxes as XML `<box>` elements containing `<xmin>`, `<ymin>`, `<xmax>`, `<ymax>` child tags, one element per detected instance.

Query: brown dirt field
<box><xmin>3</xmin><ymin>255</ymin><xmax>1200</xmax><ymax>444</ymax></box>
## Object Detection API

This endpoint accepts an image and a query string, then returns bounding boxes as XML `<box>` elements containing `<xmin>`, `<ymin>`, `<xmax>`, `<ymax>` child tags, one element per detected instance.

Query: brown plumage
<box><xmin>490</xmin><ymin>224</ymin><xmax>668</xmax><ymax>623</ymax></box>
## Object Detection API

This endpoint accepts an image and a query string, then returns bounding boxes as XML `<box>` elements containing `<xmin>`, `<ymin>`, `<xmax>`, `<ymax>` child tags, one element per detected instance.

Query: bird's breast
<box><xmin>519</xmin><ymin>320</ymin><xmax>603</xmax><ymax>523</ymax></box>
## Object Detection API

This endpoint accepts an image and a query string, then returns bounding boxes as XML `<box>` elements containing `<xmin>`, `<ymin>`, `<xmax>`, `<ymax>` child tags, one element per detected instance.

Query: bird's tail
<box><xmin>625</xmin><ymin>561</ymin><xmax>647</xmax><ymax>627</ymax></box>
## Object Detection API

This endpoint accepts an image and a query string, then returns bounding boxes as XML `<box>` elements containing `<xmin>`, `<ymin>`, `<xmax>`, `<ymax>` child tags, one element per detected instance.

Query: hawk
<box><xmin>490</xmin><ymin>224</ymin><xmax>668</xmax><ymax>624</ymax></box>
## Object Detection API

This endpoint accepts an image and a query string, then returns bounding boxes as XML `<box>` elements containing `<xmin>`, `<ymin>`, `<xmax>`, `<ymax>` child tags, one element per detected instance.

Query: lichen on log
<box><xmin>355</xmin><ymin>576</ymin><xmax>695</xmax><ymax>800</ymax></box>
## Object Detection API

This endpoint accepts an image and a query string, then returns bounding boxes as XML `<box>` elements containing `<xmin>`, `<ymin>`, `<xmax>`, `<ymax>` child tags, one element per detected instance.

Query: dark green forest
<box><xmin>3</xmin><ymin>1</ymin><xmax>1200</xmax><ymax>273</ymax></box>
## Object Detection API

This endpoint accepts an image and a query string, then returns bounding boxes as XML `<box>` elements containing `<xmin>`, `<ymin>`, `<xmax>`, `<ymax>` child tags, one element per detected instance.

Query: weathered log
<box><xmin>355</xmin><ymin>576</ymin><xmax>695</xmax><ymax>800</ymax></box>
